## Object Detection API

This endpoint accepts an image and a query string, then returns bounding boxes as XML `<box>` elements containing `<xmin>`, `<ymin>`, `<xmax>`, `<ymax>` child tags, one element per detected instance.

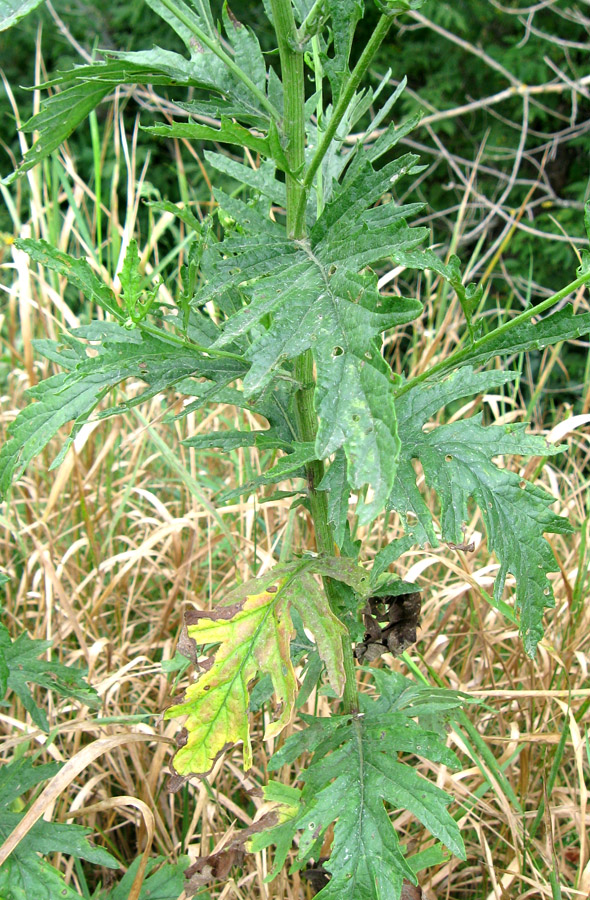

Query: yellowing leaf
<box><xmin>165</xmin><ymin>561</ymin><xmax>351</xmax><ymax>776</ymax></box>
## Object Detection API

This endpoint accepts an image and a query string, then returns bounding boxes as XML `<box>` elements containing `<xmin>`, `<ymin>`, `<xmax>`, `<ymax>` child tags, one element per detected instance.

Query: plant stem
<box><xmin>138</xmin><ymin>322</ymin><xmax>246</xmax><ymax>361</ymax></box>
<box><xmin>294</xmin><ymin>352</ymin><xmax>359</xmax><ymax>713</ymax></box>
<box><xmin>292</xmin><ymin>13</ymin><xmax>393</xmax><ymax>235</ymax></box>
<box><xmin>156</xmin><ymin>0</ymin><xmax>280</xmax><ymax>122</ymax></box>
<box><xmin>272</xmin><ymin>0</ymin><xmax>358</xmax><ymax>712</ymax></box>
<box><xmin>396</xmin><ymin>269</ymin><xmax>590</xmax><ymax>400</ymax></box>
<box><xmin>269</xmin><ymin>0</ymin><xmax>306</xmax><ymax>238</ymax></box>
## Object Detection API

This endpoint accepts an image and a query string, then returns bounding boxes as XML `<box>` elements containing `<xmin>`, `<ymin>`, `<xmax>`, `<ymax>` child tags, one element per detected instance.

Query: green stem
<box><xmin>271</xmin><ymin>0</ymin><xmax>358</xmax><ymax>712</ymax></box>
<box><xmin>138</xmin><ymin>322</ymin><xmax>246</xmax><ymax>362</ymax></box>
<box><xmin>294</xmin><ymin>352</ymin><xmax>360</xmax><ymax>713</ymax></box>
<box><xmin>157</xmin><ymin>0</ymin><xmax>280</xmax><ymax>122</ymax></box>
<box><xmin>396</xmin><ymin>270</ymin><xmax>590</xmax><ymax>400</ymax></box>
<box><xmin>269</xmin><ymin>0</ymin><xmax>306</xmax><ymax>237</ymax></box>
<box><xmin>292</xmin><ymin>13</ymin><xmax>393</xmax><ymax>235</ymax></box>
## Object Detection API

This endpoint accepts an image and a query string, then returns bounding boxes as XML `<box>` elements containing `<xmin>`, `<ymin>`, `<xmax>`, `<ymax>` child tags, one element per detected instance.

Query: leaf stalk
<box><xmin>396</xmin><ymin>269</ymin><xmax>590</xmax><ymax>400</ymax></box>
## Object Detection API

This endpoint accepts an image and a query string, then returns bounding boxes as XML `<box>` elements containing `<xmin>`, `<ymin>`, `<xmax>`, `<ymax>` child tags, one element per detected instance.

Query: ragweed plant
<box><xmin>1</xmin><ymin>0</ymin><xmax>590</xmax><ymax>896</ymax></box>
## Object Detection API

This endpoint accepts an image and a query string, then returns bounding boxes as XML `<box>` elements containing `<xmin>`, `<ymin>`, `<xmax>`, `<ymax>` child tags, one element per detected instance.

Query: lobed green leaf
<box><xmin>0</xmin><ymin>0</ymin><xmax>45</xmax><ymax>31</ymax></box>
<box><xmin>263</xmin><ymin>670</ymin><xmax>465</xmax><ymax>899</ymax></box>
<box><xmin>0</xmin><ymin>758</ymin><xmax>118</xmax><ymax>899</ymax></box>
<box><xmin>386</xmin><ymin>367</ymin><xmax>571</xmax><ymax>655</ymax></box>
<box><xmin>0</xmin><ymin>630</ymin><xmax>100</xmax><ymax>731</ymax></box>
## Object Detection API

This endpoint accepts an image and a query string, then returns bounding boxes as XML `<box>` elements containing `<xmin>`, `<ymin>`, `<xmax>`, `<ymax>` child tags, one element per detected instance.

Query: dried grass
<box><xmin>1</xmin><ymin>35</ymin><xmax>590</xmax><ymax>900</ymax></box>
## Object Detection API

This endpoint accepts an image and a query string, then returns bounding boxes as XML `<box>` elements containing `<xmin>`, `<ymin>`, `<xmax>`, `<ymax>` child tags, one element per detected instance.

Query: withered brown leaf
<box><xmin>354</xmin><ymin>592</ymin><xmax>422</xmax><ymax>662</ymax></box>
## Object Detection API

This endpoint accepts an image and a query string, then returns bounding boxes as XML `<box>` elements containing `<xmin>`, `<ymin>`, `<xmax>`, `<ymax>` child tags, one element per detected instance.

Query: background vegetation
<box><xmin>1</xmin><ymin>1</ymin><xmax>589</xmax><ymax>898</ymax></box>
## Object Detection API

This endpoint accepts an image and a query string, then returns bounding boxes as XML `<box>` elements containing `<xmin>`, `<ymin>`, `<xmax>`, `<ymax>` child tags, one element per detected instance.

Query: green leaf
<box><xmin>324</xmin><ymin>0</ymin><xmax>364</xmax><ymax>97</ymax></box>
<box><xmin>577</xmin><ymin>249</ymin><xmax>590</xmax><ymax>277</ymax></box>
<box><xmin>201</xmin><ymin>156</ymin><xmax>443</xmax><ymax>522</ymax></box>
<box><xmin>0</xmin><ymin>0</ymin><xmax>45</xmax><ymax>31</ymax></box>
<box><xmin>0</xmin><ymin>630</ymin><xmax>100</xmax><ymax>731</ymax></box>
<box><xmin>407</xmin><ymin>843</ymin><xmax>451</xmax><ymax>874</ymax></box>
<box><xmin>182</xmin><ymin>428</ymin><xmax>291</xmax><ymax>452</ymax></box>
<box><xmin>248</xmin><ymin>781</ymin><xmax>302</xmax><ymax>875</ymax></box>
<box><xmin>107</xmin><ymin>854</ymin><xmax>190</xmax><ymax>900</ymax></box>
<box><xmin>244</xmin><ymin>271</ymin><xmax>421</xmax><ymax>523</ymax></box>
<box><xmin>119</xmin><ymin>239</ymin><xmax>142</xmax><ymax>309</ymax></box>
<box><xmin>0</xmin><ymin>372</ymin><xmax>107</xmax><ymax>496</ymax></box>
<box><xmin>445</xmin><ymin>254</ymin><xmax>483</xmax><ymax>336</ymax></box>
<box><xmin>218</xmin><ymin>441</ymin><xmax>317</xmax><ymax>502</ymax></box>
<box><xmin>0</xmin><ymin>758</ymin><xmax>119</xmax><ymax>900</ymax></box>
<box><xmin>145</xmin><ymin>0</ymin><xmax>211</xmax><ymax>50</ymax></box>
<box><xmin>5</xmin><ymin>2</ymin><xmax>276</xmax><ymax>184</ymax></box>
<box><xmin>390</xmin><ymin>367</ymin><xmax>571</xmax><ymax>655</ymax></box>
<box><xmin>146</xmin><ymin>198</ymin><xmax>202</xmax><ymax>235</ymax></box>
<box><xmin>122</xmin><ymin>3</ymin><xmax>274</xmax><ymax>120</ymax></box>
<box><xmin>309</xmin><ymin>554</ymin><xmax>371</xmax><ymax>594</ymax></box>
<box><xmin>0</xmin><ymin>330</ymin><xmax>245</xmax><ymax>497</ymax></box>
<box><xmin>368</xmin><ymin>669</ymin><xmax>473</xmax><ymax>718</ymax></box>
<box><xmin>222</xmin><ymin>2</ymin><xmax>267</xmax><ymax>89</ymax></box>
<box><xmin>165</xmin><ymin>559</ymin><xmax>350</xmax><ymax>775</ymax></box>
<box><xmin>263</xmin><ymin>671</ymin><xmax>465</xmax><ymax>898</ymax></box>
<box><xmin>15</xmin><ymin>238</ymin><xmax>121</xmax><ymax>317</ymax></box>
<box><xmin>318</xmin><ymin>449</ymin><xmax>350</xmax><ymax>548</ymax></box>
<box><xmin>205</xmin><ymin>153</ymin><xmax>287</xmax><ymax>208</ymax></box>
<box><xmin>145</xmin><ymin>118</ymin><xmax>271</xmax><ymax>158</ymax></box>
<box><xmin>4</xmin><ymin>81</ymin><xmax>112</xmax><ymax>184</ymax></box>
<box><xmin>0</xmin><ymin>242</ymin><xmax>250</xmax><ymax>497</ymax></box>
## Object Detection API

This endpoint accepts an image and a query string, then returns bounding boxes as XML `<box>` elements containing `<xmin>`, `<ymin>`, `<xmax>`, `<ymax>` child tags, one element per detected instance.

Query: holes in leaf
<box><xmin>519</xmin><ymin>480</ymin><xmax>526</xmax><ymax>489</ymax></box>
<box><xmin>331</xmin><ymin>346</ymin><xmax>344</xmax><ymax>357</ymax></box>
<box><xmin>445</xmin><ymin>454</ymin><xmax>453</xmax><ymax>462</ymax></box>
<box><xmin>352</xmin><ymin>414</ymin><xmax>360</xmax><ymax>422</ymax></box>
